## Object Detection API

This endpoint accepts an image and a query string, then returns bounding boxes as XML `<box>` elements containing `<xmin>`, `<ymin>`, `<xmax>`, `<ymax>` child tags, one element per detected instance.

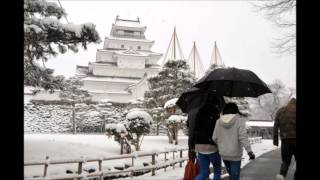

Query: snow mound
<box><xmin>126</xmin><ymin>110</ymin><xmax>153</xmax><ymax>124</ymax></box>
<box><xmin>166</xmin><ymin>115</ymin><xmax>187</xmax><ymax>124</ymax></box>
<box><xmin>105</xmin><ymin>123</ymin><xmax>127</xmax><ymax>133</ymax></box>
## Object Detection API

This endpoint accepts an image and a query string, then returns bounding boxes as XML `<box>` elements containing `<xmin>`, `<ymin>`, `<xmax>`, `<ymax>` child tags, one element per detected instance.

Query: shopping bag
<box><xmin>184</xmin><ymin>159</ymin><xmax>200</xmax><ymax>180</ymax></box>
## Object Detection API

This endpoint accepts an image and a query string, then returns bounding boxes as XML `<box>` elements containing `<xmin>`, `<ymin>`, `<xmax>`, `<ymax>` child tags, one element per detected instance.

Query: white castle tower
<box><xmin>76</xmin><ymin>16</ymin><xmax>162</xmax><ymax>103</ymax></box>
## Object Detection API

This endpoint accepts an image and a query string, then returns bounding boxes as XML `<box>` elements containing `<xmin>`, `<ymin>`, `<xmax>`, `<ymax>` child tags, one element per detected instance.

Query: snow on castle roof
<box><xmin>82</xmin><ymin>76</ymin><xmax>140</xmax><ymax>83</ymax></box>
<box><xmin>114</xmin><ymin>19</ymin><xmax>146</xmax><ymax>29</ymax></box>
<box><xmin>106</xmin><ymin>36</ymin><xmax>154</xmax><ymax>43</ymax></box>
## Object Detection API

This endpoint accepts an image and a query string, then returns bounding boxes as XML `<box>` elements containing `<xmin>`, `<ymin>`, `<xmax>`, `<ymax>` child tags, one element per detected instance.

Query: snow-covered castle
<box><xmin>76</xmin><ymin>16</ymin><xmax>162</xmax><ymax>103</ymax></box>
<box><xmin>25</xmin><ymin>16</ymin><xmax>225</xmax><ymax>104</ymax></box>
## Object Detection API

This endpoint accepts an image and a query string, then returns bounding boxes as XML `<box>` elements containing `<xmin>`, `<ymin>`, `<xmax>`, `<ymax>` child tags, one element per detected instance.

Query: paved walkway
<box><xmin>240</xmin><ymin>149</ymin><xmax>295</xmax><ymax>180</ymax></box>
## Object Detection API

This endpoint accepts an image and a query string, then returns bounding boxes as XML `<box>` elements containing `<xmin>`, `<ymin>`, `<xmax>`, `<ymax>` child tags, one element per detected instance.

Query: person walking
<box><xmin>187</xmin><ymin>93</ymin><xmax>224</xmax><ymax>180</ymax></box>
<box><xmin>274</xmin><ymin>98</ymin><xmax>296</xmax><ymax>180</ymax></box>
<box><xmin>212</xmin><ymin>103</ymin><xmax>255</xmax><ymax>180</ymax></box>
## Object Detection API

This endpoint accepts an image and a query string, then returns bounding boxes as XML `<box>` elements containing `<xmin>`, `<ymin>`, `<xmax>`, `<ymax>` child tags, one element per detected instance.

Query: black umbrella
<box><xmin>176</xmin><ymin>87</ymin><xmax>225</xmax><ymax>113</ymax></box>
<box><xmin>194</xmin><ymin>67</ymin><xmax>271</xmax><ymax>97</ymax></box>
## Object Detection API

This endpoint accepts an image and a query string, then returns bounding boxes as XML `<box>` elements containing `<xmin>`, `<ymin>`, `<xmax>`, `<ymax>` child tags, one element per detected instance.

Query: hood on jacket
<box><xmin>286</xmin><ymin>98</ymin><xmax>296</xmax><ymax>110</ymax></box>
<box><xmin>219</xmin><ymin>114</ymin><xmax>236</xmax><ymax>129</ymax></box>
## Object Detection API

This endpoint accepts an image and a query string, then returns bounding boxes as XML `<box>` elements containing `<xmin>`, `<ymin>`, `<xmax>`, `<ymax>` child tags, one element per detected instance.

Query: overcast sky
<box><xmin>45</xmin><ymin>0</ymin><xmax>296</xmax><ymax>88</ymax></box>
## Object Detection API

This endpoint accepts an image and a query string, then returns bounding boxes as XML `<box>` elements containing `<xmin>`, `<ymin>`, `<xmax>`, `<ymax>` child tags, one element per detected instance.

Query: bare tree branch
<box><xmin>251</xmin><ymin>0</ymin><xmax>296</xmax><ymax>55</ymax></box>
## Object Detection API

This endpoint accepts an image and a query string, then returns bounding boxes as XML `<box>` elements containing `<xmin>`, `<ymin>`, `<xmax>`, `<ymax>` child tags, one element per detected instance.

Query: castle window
<box><xmin>137</xmin><ymin>46</ymin><xmax>141</xmax><ymax>50</ymax></box>
<box><xmin>121</xmin><ymin>45</ymin><xmax>124</xmax><ymax>48</ymax></box>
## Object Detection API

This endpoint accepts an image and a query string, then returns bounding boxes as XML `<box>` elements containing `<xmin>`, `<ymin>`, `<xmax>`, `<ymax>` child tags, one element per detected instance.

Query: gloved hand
<box><xmin>188</xmin><ymin>149</ymin><xmax>196</xmax><ymax>161</ymax></box>
<box><xmin>248</xmin><ymin>151</ymin><xmax>255</xmax><ymax>160</ymax></box>
<box><xmin>273</xmin><ymin>140</ymin><xmax>279</xmax><ymax>147</ymax></box>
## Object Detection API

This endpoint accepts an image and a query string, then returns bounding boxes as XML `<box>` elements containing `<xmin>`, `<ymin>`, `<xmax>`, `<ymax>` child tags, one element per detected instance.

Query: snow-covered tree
<box><xmin>125</xmin><ymin>109</ymin><xmax>153</xmax><ymax>151</ymax></box>
<box><xmin>105</xmin><ymin>123</ymin><xmax>130</xmax><ymax>154</ymax></box>
<box><xmin>24</xmin><ymin>0</ymin><xmax>101</xmax><ymax>92</ymax></box>
<box><xmin>224</xmin><ymin>97</ymin><xmax>251</xmax><ymax>117</ymax></box>
<box><xmin>149</xmin><ymin>107</ymin><xmax>166</xmax><ymax>135</ymax></box>
<box><xmin>163</xmin><ymin>98</ymin><xmax>187</xmax><ymax>144</ymax></box>
<box><xmin>165</xmin><ymin>115</ymin><xmax>187</xmax><ymax>145</ymax></box>
<box><xmin>59</xmin><ymin>77</ymin><xmax>92</xmax><ymax>134</ymax></box>
<box><xmin>144</xmin><ymin>60</ymin><xmax>196</xmax><ymax>135</ymax></box>
<box><xmin>75</xmin><ymin>101</ymin><xmax>116</xmax><ymax>133</ymax></box>
<box><xmin>249</xmin><ymin>79</ymin><xmax>294</xmax><ymax>120</ymax></box>
<box><xmin>105</xmin><ymin>109</ymin><xmax>153</xmax><ymax>153</ymax></box>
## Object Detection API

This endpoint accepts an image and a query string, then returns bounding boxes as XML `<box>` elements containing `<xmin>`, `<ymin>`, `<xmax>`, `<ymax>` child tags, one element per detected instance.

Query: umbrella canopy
<box><xmin>193</xmin><ymin>67</ymin><xmax>271</xmax><ymax>97</ymax></box>
<box><xmin>176</xmin><ymin>87</ymin><xmax>225</xmax><ymax>113</ymax></box>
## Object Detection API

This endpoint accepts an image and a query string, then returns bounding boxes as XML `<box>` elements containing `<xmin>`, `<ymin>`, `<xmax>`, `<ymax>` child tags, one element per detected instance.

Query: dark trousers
<box><xmin>196</xmin><ymin>152</ymin><xmax>221</xmax><ymax>180</ymax></box>
<box><xmin>280</xmin><ymin>139</ymin><xmax>296</xmax><ymax>179</ymax></box>
<box><xmin>223</xmin><ymin>160</ymin><xmax>241</xmax><ymax>180</ymax></box>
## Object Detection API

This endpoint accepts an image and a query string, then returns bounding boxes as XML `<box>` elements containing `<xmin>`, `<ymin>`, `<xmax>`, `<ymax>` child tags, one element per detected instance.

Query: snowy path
<box><xmin>240</xmin><ymin>149</ymin><xmax>295</xmax><ymax>180</ymax></box>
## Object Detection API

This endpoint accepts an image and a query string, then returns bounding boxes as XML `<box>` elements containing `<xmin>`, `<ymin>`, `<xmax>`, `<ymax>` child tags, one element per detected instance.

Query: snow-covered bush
<box><xmin>105</xmin><ymin>109</ymin><xmax>153</xmax><ymax>153</ymax></box>
<box><xmin>24</xmin><ymin>100</ymin><xmax>126</xmax><ymax>133</ymax></box>
<box><xmin>75</xmin><ymin>100</ymin><xmax>121</xmax><ymax>133</ymax></box>
<box><xmin>165</xmin><ymin>115</ymin><xmax>187</xmax><ymax>145</ymax></box>
<box><xmin>24</xmin><ymin>103</ymin><xmax>73</xmax><ymax>133</ymax></box>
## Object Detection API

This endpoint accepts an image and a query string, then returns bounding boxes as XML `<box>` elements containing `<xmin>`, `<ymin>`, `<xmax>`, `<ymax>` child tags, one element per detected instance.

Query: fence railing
<box><xmin>25</xmin><ymin>137</ymin><xmax>263</xmax><ymax>180</ymax></box>
<box><xmin>24</xmin><ymin>147</ymin><xmax>189</xmax><ymax>180</ymax></box>
<box><xmin>249</xmin><ymin>137</ymin><xmax>262</xmax><ymax>144</ymax></box>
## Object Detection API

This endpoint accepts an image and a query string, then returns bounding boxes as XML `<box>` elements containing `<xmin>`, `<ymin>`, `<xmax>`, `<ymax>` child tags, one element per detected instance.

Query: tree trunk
<box><xmin>72</xmin><ymin>103</ymin><xmax>76</xmax><ymax>134</ymax></box>
<box><xmin>175</xmin><ymin>126</ymin><xmax>178</xmax><ymax>145</ymax></box>
<box><xmin>167</xmin><ymin>129</ymin><xmax>173</xmax><ymax>144</ymax></box>
<box><xmin>135</xmin><ymin>136</ymin><xmax>141</xmax><ymax>151</ymax></box>
<box><xmin>156</xmin><ymin>121</ymin><xmax>159</xmax><ymax>135</ymax></box>
<box><xmin>120</xmin><ymin>139</ymin><xmax>124</xmax><ymax>155</ymax></box>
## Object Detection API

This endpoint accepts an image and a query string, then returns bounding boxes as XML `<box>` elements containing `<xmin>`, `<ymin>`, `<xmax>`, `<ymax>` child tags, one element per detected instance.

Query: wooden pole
<box><xmin>43</xmin><ymin>156</ymin><xmax>49</xmax><ymax>177</ymax></box>
<box><xmin>214</xmin><ymin>41</ymin><xmax>217</xmax><ymax>65</ymax></box>
<box><xmin>98</xmin><ymin>160</ymin><xmax>103</xmax><ymax>180</ymax></box>
<box><xmin>78</xmin><ymin>159</ymin><xmax>83</xmax><ymax>180</ymax></box>
<box><xmin>151</xmin><ymin>154</ymin><xmax>156</xmax><ymax>176</ymax></box>
<box><xmin>132</xmin><ymin>157</ymin><xmax>134</xmax><ymax>167</ymax></box>
<box><xmin>179</xmin><ymin>150</ymin><xmax>183</xmax><ymax>167</ymax></box>
<box><xmin>172</xmin><ymin>151</ymin><xmax>175</xmax><ymax>169</ymax></box>
<box><xmin>193</xmin><ymin>42</ymin><xmax>196</xmax><ymax>74</ymax></box>
<box><xmin>174</xmin><ymin>27</ymin><xmax>176</xmax><ymax>59</ymax></box>
<box><xmin>72</xmin><ymin>102</ymin><xmax>76</xmax><ymax>134</ymax></box>
<box><xmin>164</xmin><ymin>152</ymin><xmax>167</xmax><ymax>172</ymax></box>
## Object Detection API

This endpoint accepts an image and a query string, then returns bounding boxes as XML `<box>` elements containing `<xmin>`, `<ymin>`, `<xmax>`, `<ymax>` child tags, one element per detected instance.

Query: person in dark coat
<box><xmin>274</xmin><ymin>97</ymin><xmax>296</xmax><ymax>180</ymax></box>
<box><xmin>187</xmin><ymin>93</ymin><xmax>224</xmax><ymax>180</ymax></box>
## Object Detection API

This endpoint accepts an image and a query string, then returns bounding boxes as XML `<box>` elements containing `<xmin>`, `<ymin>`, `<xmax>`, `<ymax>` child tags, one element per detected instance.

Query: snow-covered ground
<box><xmin>24</xmin><ymin>134</ymin><xmax>188</xmax><ymax>178</ymax></box>
<box><xmin>24</xmin><ymin>134</ymin><xmax>277</xmax><ymax>179</ymax></box>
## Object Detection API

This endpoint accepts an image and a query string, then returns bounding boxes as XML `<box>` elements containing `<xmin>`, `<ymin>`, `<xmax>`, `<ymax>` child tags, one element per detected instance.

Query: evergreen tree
<box><xmin>144</xmin><ymin>60</ymin><xmax>196</xmax><ymax>134</ymax></box>
<box><xmin>59</xmin><ymin>77</ymin><xmax>92</xmax><ymax>134</ymax></box>
<box><xmin>24</xmin><ymin>0</ymin><xmax>101</xmax><ymax>91</ymax></box>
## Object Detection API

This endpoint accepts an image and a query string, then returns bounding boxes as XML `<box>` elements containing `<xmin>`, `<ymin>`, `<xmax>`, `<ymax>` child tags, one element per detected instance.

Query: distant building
<box><xmin>76</xmin><ymin>16</ymin><xmax>162</xmax><ymax>103</ymax></box>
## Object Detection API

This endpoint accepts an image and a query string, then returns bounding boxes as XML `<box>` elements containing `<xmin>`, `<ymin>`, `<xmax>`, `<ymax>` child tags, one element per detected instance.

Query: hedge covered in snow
<box><xmin>24</xmin><ymin>102</ymin><xmax>126</xmax><ymax>133</ymax></box>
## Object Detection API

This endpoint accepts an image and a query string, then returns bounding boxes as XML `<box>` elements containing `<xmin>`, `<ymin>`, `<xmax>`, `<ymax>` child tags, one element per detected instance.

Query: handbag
<box><xmin>184</xmin><ymin>158</ymin><xmax>200</xmax><ymax>180</ymax></box>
